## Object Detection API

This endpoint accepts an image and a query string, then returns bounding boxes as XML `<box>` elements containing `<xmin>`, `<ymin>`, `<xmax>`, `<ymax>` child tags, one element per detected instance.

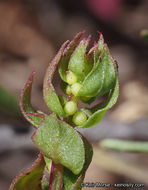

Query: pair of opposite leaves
<box><xmin>10</xmin><ymin>31</ymin><xmax>119</xmax><ymax>190</ymax></box>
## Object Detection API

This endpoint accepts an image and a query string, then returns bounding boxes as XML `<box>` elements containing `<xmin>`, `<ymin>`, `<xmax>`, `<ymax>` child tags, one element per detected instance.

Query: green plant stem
<box><xmin>49</xmin><ymin>163</ymin><xmax>64</xmax><ymax>190</ymax></box>
<box><xmin>100</xmin><ymin>139</ymin><xmax>148</xmax><ymax>152</ymax></box>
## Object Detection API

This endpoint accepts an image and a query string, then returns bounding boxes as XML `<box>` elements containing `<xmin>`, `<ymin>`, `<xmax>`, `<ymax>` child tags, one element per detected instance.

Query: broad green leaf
<box><xmin>78</xmin><ymin>45</ymin><xmax>116</xmax><ymax>97</ymax></box>
<box><xmin>32</xmin><ymin>115</ymin><xmax>85</xmax><ymax>175</ymax></box>
<box><xmin>63</xmin><ymin>137</ymin><xmax>93</xmax><ymax>190</ymax></box>
<box><xmin>59</xmin><ymin>31</ymin><xmax>85</xmax><ymax>82</ymax></box>
<box><xmin>20</xmin><ymin>71</ymin><xmax>45</xmax><ymax>128</ymax></box>
<box><xmin>43</xmin><ymin>41</ymin><xmax>69</xmax><ymax>117</ymax></box>
<box><xmin>68</xmin><ymin>36</ymin><xmax>93</xmax><ymax>82</ymax></box>
<box><xmin>78</xmin><ymin>72</ymin><xmax>119</xmax><ymax>128</ymax></box>
<box><xmin>9</xmin><ymin>153</ymin><xmax>45</xmax><ymax>190</ymax></box>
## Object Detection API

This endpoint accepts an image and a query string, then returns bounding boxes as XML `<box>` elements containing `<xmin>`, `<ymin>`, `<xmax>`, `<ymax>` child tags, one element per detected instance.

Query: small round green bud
<box><xmin>72</xmin><ymin>111</ymin><xmax>87</xmax><ymax>126</ymax></box>
<box><xmin>65</xmin><ymin>85</ymin><xmax>72</xmax><ymax>95</ymax></box>
<box><xmin>64</xmin><ymin>101</ymin><xmax>77</xmax><ymax>115</ymax></box>
<box><xmin>66</xmin><ymin>71</ymin><xmax>77</xmax><ymax>85</ymax></box>
<box><xmin>71</xmin><ymin>83</ymin><xmax>82</xmax><ymax>96</ymax></box>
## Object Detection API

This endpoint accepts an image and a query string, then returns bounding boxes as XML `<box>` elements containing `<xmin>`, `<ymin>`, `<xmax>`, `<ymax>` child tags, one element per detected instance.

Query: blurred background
<box><xmin>0</xmin><ymin>0</ymin><xmax>148</xmax><ymax>189</ymax></box>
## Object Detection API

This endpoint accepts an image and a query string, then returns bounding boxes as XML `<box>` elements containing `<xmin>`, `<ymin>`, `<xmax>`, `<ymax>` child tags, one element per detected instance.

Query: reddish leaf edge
<box><xmin>19</xmin><ymin>71</ymin><xmax>45</xmax><ymax>128</ymax></box>
<box><xmin>63</xmin><ymin>31</ymin><xmax>85</xmax><ymax>56</ymax></box>
<box><xmin>9</xmin><ymin>152</ymin><xmax>46</xmax><ymax>190</ymax></box>
<box><xmin>48</xmin><ymin>161</ymin><xmax>55</xmax><ymax>190</ymax></box>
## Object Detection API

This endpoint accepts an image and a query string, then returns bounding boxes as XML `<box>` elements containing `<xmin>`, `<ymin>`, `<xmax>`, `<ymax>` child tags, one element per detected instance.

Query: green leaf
<box><xmin>78</xmin><ymin>69</ymin><xmax>119</xmax><ymax>128</ymax></box>
<box><xmin>94</xmin><ymin>33</ymin><xmax>104</xmax><ymax>64</ymax></box>
<box><xmin>41</xmin><ymin>176</ymin><xmax>49</xmax><ymax>190</ymax></box>
<box><xmin>32</xmin><ymin>115</ymin><xmax>85</xmax><ymax>175</ymax></box>
<box><xmin>58</xmin><ymin>95</ymin><xmax>68</xmax><ymax>107</ymax></box>
<box><xmin>61</xmin><ymin>81</ymin><xmax>67</xmax><ymax>94</ymax></box>
<box><xmin>63</xmin><ymin>137</ymin><xmax>93</xmax><ymax>190</ymax></box>
<box><xmin>44</xmin><ymin>157</ymin><xmax>52</xmax><ymax>172</ymax></box>
<box><xmin>43</xmin><ymin>41</ymin><xmax>69</xmax><ymax>117</ymax></box>
<box><xmin>78</xmin><ymin>45</ymin><xmax>116</xmax><ymax>97</ymax></box>
<box><xmin>86</xmin><ymin>33</ymin><xmax>104</xmax><ymax>70</ymax></box>
<box><xmin>59</xmin><ymin>31</ymin><xmax>85</xmax><ymax>82</ymax></box>
<box><xmin>80</xmin><ymin>96</ymin><xmax>96</xmax><ymax>104</ymax></box>
<box><xmin>20</xmin><ymin>71</ymin><xmax>45</xmax><ymax>128</ymax></box>
<box><xmin>9</xmin><ymin>153</ymin><xmax>45</xmax><ymax>190</ymax></box>
<box><xmin>68</xmin><ymin>36</ymin><xmax>93</xmax><ymax>82</ymax></box>
<box><xmin>63</xmin><ymin>169</ymin><xmax>84</xmax><ymax>190</ymax></box>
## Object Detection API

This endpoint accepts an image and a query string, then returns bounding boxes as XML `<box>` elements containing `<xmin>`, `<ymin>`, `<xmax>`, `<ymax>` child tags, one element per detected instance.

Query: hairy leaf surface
<box><xmin>32</xmin><ymin>115</ymin><xmax>85</xmax><ymax>175</ymax></box>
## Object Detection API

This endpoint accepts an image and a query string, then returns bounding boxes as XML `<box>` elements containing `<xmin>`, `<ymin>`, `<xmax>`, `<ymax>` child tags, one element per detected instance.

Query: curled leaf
<box><xmin>43</xmin><ymin>41</ymin><xmax>69</xmax><ymax>117</ymax></box>
<box><xmin>78</xmin><ymin>45</ymin><xmax>116</xmax><ymax>97</ymax></box>
<box><xmin>68</xmin><ymin>36</ymin><xmax>93</xmax><ymax>82</ymax></box>
<box><xmin>94</xmin><ymin>32</ymin><xmax>104</xmax><ymax>64</ymax></box>
<box><xmin>78</xmin><ymin>67</ymin><xmax>119</xmax><ymax>128</ymax></box>
<box><xmin>59</xmin><ymin>31</ymin><xmax>85</xmax><ymax>82</ymax></box>
<box><xmin>19</xmin><ymin>71</ymin><xmax>45</xmax><ymax>128</ymax></box>
<box><xmin>9</xmin><ymin>153</ymin><xmax>45</xmax><ymax>190</ymax></box>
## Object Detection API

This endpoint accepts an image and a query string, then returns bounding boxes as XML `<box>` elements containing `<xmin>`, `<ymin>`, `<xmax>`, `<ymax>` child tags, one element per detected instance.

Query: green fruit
<box><xmin>64</xmin><ymin>101</ymin><xmax>77</xmax><ymax>115</ymax></box>
<box><xmin>65</xmin><ymin>85</ymin><xmax>72</xmax><ymax>95</ymax></box>
<box><xmin>72</xmin><ymin>111</ymin><xmax>87</xmax><ymax>126</ymax></box>
<box><xmin>66</xmin><ymin>71</ymin><xmax>77</xmax><ymax>85</ymax></box>
<box><xmin>71</xmin><ymin>83</ymin><xmax>82</xmax><ymax>96</ymax></box>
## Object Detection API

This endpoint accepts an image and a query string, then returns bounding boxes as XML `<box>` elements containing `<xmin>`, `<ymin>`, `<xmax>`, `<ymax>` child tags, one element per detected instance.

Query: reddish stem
<box><xmin>48</xmin><ymin>161</ymin><xmax>55</xmax><ymax>190</ymax></box>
